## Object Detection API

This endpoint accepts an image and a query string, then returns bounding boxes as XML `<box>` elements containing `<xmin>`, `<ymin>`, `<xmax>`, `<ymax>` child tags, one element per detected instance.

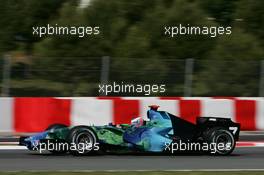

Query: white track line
<box><xmin>0</xmin><ymin>142</ymin><xmax>19</xmax><ymax>145</ymax></box>
<box><xmin>0</xmin><ymin>146</ymin><xmax>27</xmax><ymax>150</ymax></box>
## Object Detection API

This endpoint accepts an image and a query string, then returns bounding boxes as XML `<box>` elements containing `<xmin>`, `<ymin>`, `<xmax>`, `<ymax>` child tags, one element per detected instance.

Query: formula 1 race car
<box><xmin>19</xmin><ymin>105</ymin><xmax>240</xmax><ymax>155</ymax></box>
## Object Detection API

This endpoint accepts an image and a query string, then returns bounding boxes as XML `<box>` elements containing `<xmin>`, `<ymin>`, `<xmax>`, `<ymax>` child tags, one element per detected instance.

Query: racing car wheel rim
<box><xmin>75</xmin><ymin>132</ymin><xmax>94</xmax><ymax>154</ymax></box>
<box><xmin>213</xmin><ymin>130</ymin><xmax>234</xmax><ymax>155</ymax></box>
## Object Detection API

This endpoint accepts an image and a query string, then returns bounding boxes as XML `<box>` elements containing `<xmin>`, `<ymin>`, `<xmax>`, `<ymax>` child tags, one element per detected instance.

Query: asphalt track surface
<box><xmin>0</xmin><ymin>147</ymin><xmax>263</xmax><ymax>171</ymax></box>
<box><xmin>0</xmin><ymin>133</ymin><xmax>264</xmax><ymax>171</ymax></box>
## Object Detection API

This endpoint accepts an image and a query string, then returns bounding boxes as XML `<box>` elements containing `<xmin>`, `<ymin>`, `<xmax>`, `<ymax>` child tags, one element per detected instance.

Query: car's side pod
<box><xmin>196</xmin><ymin>117</ymin><xmax>240</xmax><ymax>141</ymax></box>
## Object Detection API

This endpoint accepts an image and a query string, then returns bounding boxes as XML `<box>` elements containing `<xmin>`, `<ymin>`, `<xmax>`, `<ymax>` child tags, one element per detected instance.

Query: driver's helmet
<box><xmin>147</xmin><ymin>105</ymin><xmax>160</xmax><ymax>120</ymax></box>
<box><xmin>131</xmin><ymin>117</ymin><xmax>144</xmax><ymax>127</ymax></box>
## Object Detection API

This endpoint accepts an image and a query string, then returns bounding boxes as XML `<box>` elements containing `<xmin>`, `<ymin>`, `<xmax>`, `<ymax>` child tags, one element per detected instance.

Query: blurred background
<box><xmin>0</xmin><ymin>0</ymin><xmax>263</xmax><ymax>97</ymax></box>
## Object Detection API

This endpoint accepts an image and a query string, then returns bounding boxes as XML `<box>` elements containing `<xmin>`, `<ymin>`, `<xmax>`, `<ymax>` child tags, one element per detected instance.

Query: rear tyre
<box><xmin>67</xmin><ymin>126</ymin><xmax>98</xmax><ymax>155</ymax></box>
<box><xmin>204</xmin><ymin>127</ymin><xmax>235</xmax><ymax>155</ymax></box>
<box><xmin>45</xmin><ymin>124</ymin><xmax>68</xmax><ymax>154</ymax></box>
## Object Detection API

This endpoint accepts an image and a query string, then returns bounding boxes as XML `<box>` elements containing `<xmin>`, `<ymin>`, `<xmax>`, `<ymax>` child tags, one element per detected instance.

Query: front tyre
<box><xmin>67</xmin><ymin>126</ymin><xmax>98</xmax><ymax>155</ymax></box>
<box><xmin>205</xmin><ymin>127</ymin><xmax>235</xmax><ymax>155</ymax></box>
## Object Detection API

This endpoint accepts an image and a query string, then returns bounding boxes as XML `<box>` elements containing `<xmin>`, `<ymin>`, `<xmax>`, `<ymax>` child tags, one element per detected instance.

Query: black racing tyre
<box><xmin>45</xmin><ymin>124</ymin><xmax>68</xmax><ymax>154</ymax></box>
<box><xmin>204</xmin><ymin>127</ymin><xmax>236</xmax><ymax>155</ymax></box>
<box><xmin>67</xmin><ymin>126</ymin><xmax>99</xmax><ymax>155</ymax></box>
